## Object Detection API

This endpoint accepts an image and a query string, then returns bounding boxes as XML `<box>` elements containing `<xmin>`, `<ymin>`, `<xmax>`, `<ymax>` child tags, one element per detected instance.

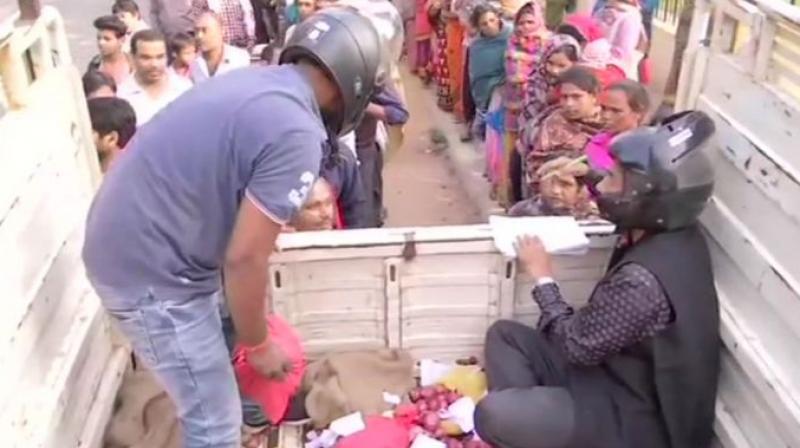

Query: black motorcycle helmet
<box><xmin>280</xmin><ymin>8</ymin><xmax>384</xmax><ymax>136</ymax></box>
<box><xmin>595</xmin><ymin>110</ymin><xmax>716</xmax><ymax>231</ymax></box>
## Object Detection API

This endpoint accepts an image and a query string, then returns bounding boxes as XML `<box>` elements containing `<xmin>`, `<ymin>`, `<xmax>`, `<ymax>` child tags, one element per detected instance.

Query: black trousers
<box><xmin>476</xmin><ymin>320</ymin><xmax>576</xmax><ymax>448</ymax></box>
<box><xmin>356</xmin><ymin>144</ymin><xmax>384</xmax><ymax>228</ymax></box>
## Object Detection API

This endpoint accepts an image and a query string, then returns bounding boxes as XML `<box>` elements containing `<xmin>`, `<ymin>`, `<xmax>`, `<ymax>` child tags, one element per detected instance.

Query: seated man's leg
<box><xmin>484</xmin><ymin>320</ymin><xmax>568</xmax><ymax>390</ymax></box>
<box><xmin>107</xmin><ymin>293</ymin><xmax>242</xmax><ymax>447</ymax></box>
<box><xmin>474</xmin><ymin>387</ymin><xmax>575</xmax><ymax>448</ymax></box>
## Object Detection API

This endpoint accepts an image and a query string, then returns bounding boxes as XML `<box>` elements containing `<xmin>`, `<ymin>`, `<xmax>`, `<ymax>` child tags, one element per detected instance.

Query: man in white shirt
<box><xmin>191</xmin><ymin>12</ymin><xmax>250</xmax><ymax>84</ymax></box>
<box><xmin>118</xmin><ymin>30</ymin><xmax>192</xmax><ymax>126</ymax></box>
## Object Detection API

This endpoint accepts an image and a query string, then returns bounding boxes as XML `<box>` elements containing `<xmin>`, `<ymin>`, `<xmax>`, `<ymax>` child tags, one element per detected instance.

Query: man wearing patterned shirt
<box><xmin>475</xmin><ymin>111</ymin><xmax>721</xmax><ymax>448</ymax></box>
<box><xmin>191</xmin><ymin>0</ymin><xmax>257</xmax><ymax>49</ymax></box>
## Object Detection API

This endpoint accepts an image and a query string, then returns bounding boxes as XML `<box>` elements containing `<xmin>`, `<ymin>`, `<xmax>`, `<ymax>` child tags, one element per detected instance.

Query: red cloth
<box><xmin>593</xmin><ymin>65</ymin><xmax>627</xmax><ymax>89</ymax></box>
<box><xmin>638</xmin><ymin>57</ymin><xmax>652</xmax><ymax>84</ymax></box>
<box><xmin>233</xmin><ymin>315</ymin><xmax>306</xmax><ymax>424</ymax></box>
<box><xmin>562</xmin><ymin>13</ymin><xmax>605</xmax><ymax>42</ymax></box>
<box><xmin>335</xmin><ymin>199</ymin><xmax>345</xmax><ymax>229</ymax></box>
<box><xmin>335</xmin><ymin>416</ymin><xmax>411</xmax><ymax>448</ymax></box>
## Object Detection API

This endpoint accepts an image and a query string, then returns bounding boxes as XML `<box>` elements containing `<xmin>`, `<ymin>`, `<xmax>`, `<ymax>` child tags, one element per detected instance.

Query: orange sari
<box><xmin>445</xmin><ymin>17</ymin><xmax>466</xmax><ymax>120</ymax></box>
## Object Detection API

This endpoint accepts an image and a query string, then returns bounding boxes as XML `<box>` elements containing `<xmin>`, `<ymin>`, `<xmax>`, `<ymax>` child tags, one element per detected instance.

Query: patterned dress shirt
<box><xmin>533</xmin><ymin>262</ymin><xmax>673</xmax><ymax>366</ymax></box>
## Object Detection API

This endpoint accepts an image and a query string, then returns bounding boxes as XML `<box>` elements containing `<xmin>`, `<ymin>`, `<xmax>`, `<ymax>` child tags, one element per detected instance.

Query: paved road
<box><xmin>42</xmin><ymin>0</ymin><xmax>151</xmax><ymax>67</ymax></box>
<box><xmin>36</xmin><ymin>0</ymin><xmax>151</xmax><ymax>67</ymax></box>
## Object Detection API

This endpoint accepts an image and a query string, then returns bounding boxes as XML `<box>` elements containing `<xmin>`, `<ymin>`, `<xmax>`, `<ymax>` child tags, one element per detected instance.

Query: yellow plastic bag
<box><xmin>439</xmin><ymin>366</ymin><xmax>488</xmax><ymax>403</ymax></box>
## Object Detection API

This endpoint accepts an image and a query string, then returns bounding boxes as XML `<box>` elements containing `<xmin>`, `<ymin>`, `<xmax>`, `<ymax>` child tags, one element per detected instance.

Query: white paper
<box><xmin>410</xmin><ymin>434</ymin><xmax>447</xmax><ymax>448</ymax></box>
<box><xmin>419</xmin><ymin>359</ymin><xmax>457</xmax><ymax>386</ymax></box>
<box><xmin>444</xmin><ymin>397</ymin><xmax>476</xmax><ymax>433</ymax></box>
<box><xmin>329</xmin><ymin>412</ymin><xmax>366</xmax><ymax>437</ymax></box>
<box><xmin>489</xmin><ymin>215</ymin><xmax>590</xmax><ymax>257</ymax></box>
<box><xmin>305</xmin><ymin>429</ymin><xmax>339</xmax><ymax>448</ymax></box>
<box><xmin>383</xmin><ymin>391</ymin><xmax>402</xmax><ymax>405</ymax></box>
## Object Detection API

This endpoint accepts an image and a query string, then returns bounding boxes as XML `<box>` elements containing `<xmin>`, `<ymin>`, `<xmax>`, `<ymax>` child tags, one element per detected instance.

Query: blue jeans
<box><xmin>102</xmin><ymin>289</ymin><xmax>242</xmax><ymax>447</ymax></box>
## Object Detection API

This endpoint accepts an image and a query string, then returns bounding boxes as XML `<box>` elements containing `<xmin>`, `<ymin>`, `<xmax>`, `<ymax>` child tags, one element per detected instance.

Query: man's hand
<box><xmin>365</xmin><ymin>103</ymin><xmax>386</xmax><ymax>121</ymax></box>
<box><xmin>246</xmin><ymin>339</ymin><xmax>292</xmax><ymax>380</ymax></box>
<box><xmin>515</xmin><ymin>235</ymin><xmax>554</xmax><ymax>281</ymax></box>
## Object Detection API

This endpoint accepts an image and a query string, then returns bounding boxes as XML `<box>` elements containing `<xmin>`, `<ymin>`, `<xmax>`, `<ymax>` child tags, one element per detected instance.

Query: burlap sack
<box><xmin>303</xmin><ymin>349</ymin><xmax>416</xmax><ymax>429</ymax></box>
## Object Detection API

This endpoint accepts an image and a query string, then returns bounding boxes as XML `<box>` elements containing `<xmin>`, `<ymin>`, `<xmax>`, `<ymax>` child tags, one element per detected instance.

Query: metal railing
<box><xmin>655</xmin><ymin>0</ymin><xmax>800</xmax><ymax>27</ymax></box>
<box><xmin>655</xmin><ymin>0</ymin><xmax>689</xmax><ymax>26</ymax></box>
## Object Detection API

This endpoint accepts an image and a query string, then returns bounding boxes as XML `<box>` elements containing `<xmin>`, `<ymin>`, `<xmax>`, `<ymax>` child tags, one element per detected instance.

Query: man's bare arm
<box><xmin>223</xmin><ymin>196</ymin><xmax>282</xmax><ymax>346</ymax></box>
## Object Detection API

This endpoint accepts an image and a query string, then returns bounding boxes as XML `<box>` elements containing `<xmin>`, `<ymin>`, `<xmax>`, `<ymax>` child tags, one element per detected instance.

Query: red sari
<box><xmin>415</xmin><ymin>0</ymin><xmax>434</xmax><ymax>78</ymax></box>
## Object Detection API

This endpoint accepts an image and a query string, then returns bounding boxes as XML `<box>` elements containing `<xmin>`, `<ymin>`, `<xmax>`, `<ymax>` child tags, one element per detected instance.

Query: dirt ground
<box><xmin>383</xmin><ymin>69</ymin><xmax>482</xmax><ymax>227</ymax></box>
<box><xmin>103</xmin><ymin>69</ymin><xmax>482</xmax><ymax>447</ymax></box>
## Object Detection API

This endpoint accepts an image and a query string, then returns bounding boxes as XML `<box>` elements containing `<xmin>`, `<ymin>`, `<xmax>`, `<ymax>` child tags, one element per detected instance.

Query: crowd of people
<box><xmin>402</xmin><ymin>0</ymin><xmax>652</xmax><ymax>219</ymax></box>
<box><xmin>77</xmin><ymin>2</ymin><xmax>724</xmax><ymax>448</ymax></box>
<box><xmin>82</xmin><ymin>0</ymin><xmax>656</xmax><ymax>229</ymax></box>
<box><xmin>82</xmin><ymin>0</ymin><xmax>410</xmax><ymax>233</ymax></box>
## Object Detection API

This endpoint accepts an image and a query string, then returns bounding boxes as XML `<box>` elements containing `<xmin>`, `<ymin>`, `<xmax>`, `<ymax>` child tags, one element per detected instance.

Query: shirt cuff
<box><xmin>536</xmin><ymin>277</ymin><xmax>556</xmax><ymax>286</ymax></box>
<box><xmin>532</xmin><ymin>282</ymin><xmax>564</xmax><ymax>308</ymax></box>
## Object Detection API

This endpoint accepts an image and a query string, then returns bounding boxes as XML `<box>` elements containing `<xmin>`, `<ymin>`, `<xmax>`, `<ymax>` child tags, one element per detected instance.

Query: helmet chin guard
<box><xmin>596</xmin><ymin>110</ymin><xmax>716</xmax><ymax>231</ymax></box>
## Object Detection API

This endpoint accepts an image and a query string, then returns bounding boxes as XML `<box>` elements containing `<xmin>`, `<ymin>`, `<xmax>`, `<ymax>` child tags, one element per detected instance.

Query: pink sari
<box><xmin>414</xmin><ymin>0</ymin><xmax>433</xmax><ymax>74</ymax></box>
<box><xmin>485</xmin><ymin>87</ymin><xmax>505</xmax><ymax>198</ymax></box>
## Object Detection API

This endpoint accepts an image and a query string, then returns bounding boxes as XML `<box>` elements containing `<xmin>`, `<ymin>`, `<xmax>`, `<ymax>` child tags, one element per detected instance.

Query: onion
<box><xmin>445</xmin><ymin>438</ymin><xmax>463</xmax><ymax>448</ymax></box>
<box><xmin>421</xmin><ymin>412</ymin><xmax>441</xmax><ymax>432</ymax></box>
<box><xmin>416</xmin><ymin>400</ymin><xmax>429</xmax><ymax>413</ymax></box>
<box><xmin>419</xmin><ymin>386</ymin><xmax>436</xmax><ymax>400</ymax></box>
<box><xmin>409</xmin><ymin>388</ymin><xmax>421</xmax><ymax>403</ymax></box>
<box><xmin>434</xmin><ymin>384</ymin><xmax>449</xmax><ymax>395</ymax></box>
<box><xmin>395</xmin><ymin>403</ymin><xmax>417</xmax><ymax>417</ymax></box>
<box><xmin>427</xmin><ymin>397</ymin><xmax>441</xmax><ymax>411</ymax></box>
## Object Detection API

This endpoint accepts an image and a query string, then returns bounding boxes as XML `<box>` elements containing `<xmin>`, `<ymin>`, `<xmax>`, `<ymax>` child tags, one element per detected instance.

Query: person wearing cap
<box><xmin>81</xmin><ymin>9</ymin><xmax>384</xmax><ymax>447</ymax></box>
<box><xmin>475</xmin><ymin>111</ymin><xmax>720</xmax><ymax>448</ymax></box>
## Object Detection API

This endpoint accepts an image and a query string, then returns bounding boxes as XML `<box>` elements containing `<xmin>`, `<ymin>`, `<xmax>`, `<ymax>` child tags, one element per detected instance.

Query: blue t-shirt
<box><xmin>82</xmin><ymin>65</ymin><xmax>326</xmax><ymax>304</ymax></box>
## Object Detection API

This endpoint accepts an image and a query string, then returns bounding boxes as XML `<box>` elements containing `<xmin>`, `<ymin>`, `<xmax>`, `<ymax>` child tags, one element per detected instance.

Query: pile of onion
<box><xmin>395</xmin><ymin>384</ymin><xmax>491</xmax><ymax>448</ymax></box>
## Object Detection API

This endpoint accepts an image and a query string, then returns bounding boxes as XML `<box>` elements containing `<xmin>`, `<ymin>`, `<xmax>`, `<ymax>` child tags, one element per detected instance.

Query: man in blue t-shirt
<box><xmin>82</xmin><ymin>9</ymin><xmax>383</xmax><ymax>447</ymax></box>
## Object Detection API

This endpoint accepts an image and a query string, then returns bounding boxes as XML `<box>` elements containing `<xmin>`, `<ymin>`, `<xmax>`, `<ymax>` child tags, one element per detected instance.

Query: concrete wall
<box><xmin>649</xmin><ymin>18</ymin><xmax>678</xmax><ymax>96</ymax></box>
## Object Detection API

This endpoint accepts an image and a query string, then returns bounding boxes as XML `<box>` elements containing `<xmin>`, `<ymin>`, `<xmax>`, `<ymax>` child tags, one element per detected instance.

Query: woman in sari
<box><xmin>557</xmin><ymin>12</ymin><xmax>605</xmax><ymax>45</ymax></box>
<box><xmin>467</xmin><ymin>4</ymin><xmax>511</xmax><ymax>198</ymax></box>
<box><xmin>516</xmin><ymin>33</ymin><xmax>581</xmax><ymax>199</ymax></box>
<box><xmin>468</xmin><ymin>5</ymin><xmax>511</xmax><ymax>126</ymax></box>
<box><xmin>446</xmin><ymin>0</ymin><xmax>468</xmax><ymax>120</ymax></box>
<box><xmin>429</xmin><ymin>0</ymin><xmax>454</xmax><ymax>111</ymax></box>
<box><xmin>503</xmin><ymin>1</ymin><xmax>550</xmax><ymax>206</ymax></box>
<box><xmin>415</xmin><ymin>0</ymin><xmax>434</xmax><ymax>82</ymax></box>
<box><xmin>525</xmin><ymin>65</ymin><xmax>603</xmax><ymax>195</ymax></box>
<box><xmin>458</xmin><ymin>0</ymin><xmax>481</xmax><ymax>141</ymax></box>
<box><xmin>594</xmin><ymin>0</ymin><xmax>648</xmax><ymax>80</ymax></box>
<box><xmin>579</xmin><ymin>38</ymin><xmax>627</xmax><ymax>88</ymax></box>
<box><xmin>586</xmin><ymin>79</ymin><xmax>650</xmax><ymax>172</ymax></box>
<box><xmin>556</xmin><ymin>13</ymin><xmax>627</xmax><ymax>87</ymax></box>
